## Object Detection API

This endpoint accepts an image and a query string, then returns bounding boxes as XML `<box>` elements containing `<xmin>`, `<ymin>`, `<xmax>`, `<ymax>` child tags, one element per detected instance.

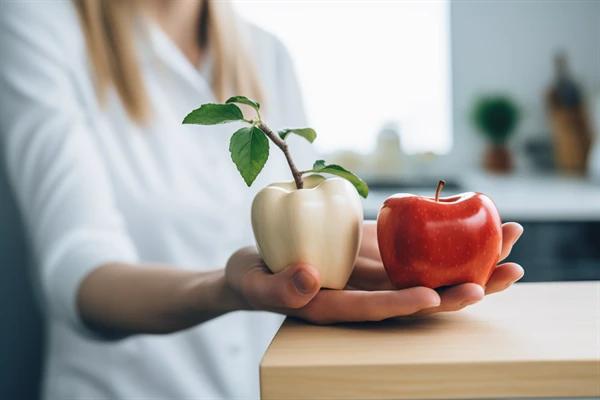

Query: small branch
<box><xmin>258</xmin><ymin>122</ymin><xmax>304</xmax><ymax>189</ymax></box>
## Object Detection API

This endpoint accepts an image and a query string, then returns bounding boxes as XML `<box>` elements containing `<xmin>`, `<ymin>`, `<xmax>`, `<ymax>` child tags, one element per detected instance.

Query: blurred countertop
<box><xmin>363</xmin><ymin>173</ymin><xmax>600</xmax><ymax>222</ymax></box>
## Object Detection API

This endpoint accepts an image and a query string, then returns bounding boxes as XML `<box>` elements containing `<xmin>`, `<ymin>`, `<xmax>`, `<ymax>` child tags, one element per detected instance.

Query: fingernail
<box><xmin>293</xmin><ymin>270</ymin><xmax>317</xmax><ymax>294</ymax></box>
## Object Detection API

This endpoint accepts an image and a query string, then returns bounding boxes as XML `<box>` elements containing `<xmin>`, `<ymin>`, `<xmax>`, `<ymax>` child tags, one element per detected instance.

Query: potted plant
<box><xmin>471</xmin><ymin>95</ymin><xmax>520</xmax><ymax>173</ymax></box>
<box><xmin>183</xmin><ymin>96</ymin><xmax>368</xmax><ymax>289</ymax></box>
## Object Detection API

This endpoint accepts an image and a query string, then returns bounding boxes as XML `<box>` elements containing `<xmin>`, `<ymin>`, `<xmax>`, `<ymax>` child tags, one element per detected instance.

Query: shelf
<box><xmin>362</xmin><ymin>173</ymin><xmax>600</xmax><ymax>221</ymax></box>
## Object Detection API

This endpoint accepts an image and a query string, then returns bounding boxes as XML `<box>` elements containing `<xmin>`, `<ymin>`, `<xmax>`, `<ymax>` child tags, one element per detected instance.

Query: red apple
<box><xmin>377</xmin><ymin>180</ymin><xmax>502</xmax><ymax>289</ymax></box>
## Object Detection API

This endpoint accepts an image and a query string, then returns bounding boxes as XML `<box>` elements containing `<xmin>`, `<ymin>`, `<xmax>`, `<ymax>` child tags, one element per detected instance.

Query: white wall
<box><xmin>449</xmin><ymin>0</ymin><xmax>600</xmax><ymax>169</ymax></box>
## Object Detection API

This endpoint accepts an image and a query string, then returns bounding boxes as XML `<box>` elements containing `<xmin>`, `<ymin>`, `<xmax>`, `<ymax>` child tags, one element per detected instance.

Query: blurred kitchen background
<box><xmin>234</xmin><ymin>0</ymin><xmax>600</xmax><ymax>280</ymax></box>
<box><xmin>1</xmin><ymin>0</ymin><xmax>599</xmax><ymax>398</ymax></box>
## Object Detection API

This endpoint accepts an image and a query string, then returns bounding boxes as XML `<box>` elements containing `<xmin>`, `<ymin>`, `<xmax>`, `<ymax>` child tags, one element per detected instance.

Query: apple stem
<box><xmin>257</xmin><ymin>121</ymin><xmax>304</xmax><ymax>189</ymax></box>
<box><xmin>435</xmin><ymin>179</ymin><xmax>446</xmax><ymax>202</ymax></box>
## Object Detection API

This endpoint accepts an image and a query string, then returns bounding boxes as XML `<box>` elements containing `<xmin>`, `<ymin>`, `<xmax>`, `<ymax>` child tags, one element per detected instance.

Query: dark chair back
<box><xmin>0</xmin><ymin>159</ymin><xmax>43</xmax><ymax>399</ymax></box>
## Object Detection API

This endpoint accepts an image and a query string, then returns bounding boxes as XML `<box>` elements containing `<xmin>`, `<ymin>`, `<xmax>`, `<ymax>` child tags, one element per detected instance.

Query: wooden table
<box><xmin>260</xmin><ymin>281</ymin><xmax>600</xmax><ymax>399</ymax></box>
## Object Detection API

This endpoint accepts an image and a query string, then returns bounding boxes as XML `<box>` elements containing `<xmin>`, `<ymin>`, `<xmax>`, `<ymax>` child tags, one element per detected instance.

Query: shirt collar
<box><xmin>137</xmin><ymin>17</ymin><xmax>215</xmax><ymax>98</ymax></box>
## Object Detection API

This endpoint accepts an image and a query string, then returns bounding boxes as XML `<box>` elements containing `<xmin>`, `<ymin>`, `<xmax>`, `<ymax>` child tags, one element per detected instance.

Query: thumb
<box><xmin>246</xmin><ymin>263</ymin><xmax>321</xmax><ymax>310</ymax></box>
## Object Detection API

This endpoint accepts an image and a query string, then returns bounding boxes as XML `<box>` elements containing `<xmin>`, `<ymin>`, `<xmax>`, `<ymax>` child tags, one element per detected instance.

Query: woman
<box><xmin>0</xmin><ymin>1</ymin><xmax>524</xmax><ymax>399</ymax></box>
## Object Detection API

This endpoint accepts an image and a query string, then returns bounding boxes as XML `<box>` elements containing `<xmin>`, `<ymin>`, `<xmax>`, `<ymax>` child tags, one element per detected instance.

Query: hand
<box><xmin>225</xmin><ymin>221</ymin><xmax>523</xmax><ymax>323</ymax></box>
<box><xmin>225</xmin><ymin>247</ymin><xmax>440</xmax><ymax>324</ymax></box>
<box><xmin>350</xmin><ymin>221</ymin><xmax>525</xmax><ymax>314</ymax></box>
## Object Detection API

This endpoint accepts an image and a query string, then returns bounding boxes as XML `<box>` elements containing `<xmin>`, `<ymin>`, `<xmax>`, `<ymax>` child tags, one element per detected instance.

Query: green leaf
<box><xmin>226</xmin><ymin>96</ymin><xmax>260</xmax><ymax>112</ymax></box>
<box><xmin>182</xmin><ymin>103</ymin><xmax>244</xmax><ymax>125</ymax></box>
<box><xmin>312</xmin><ymin>159</ymin><xmax>326</xmax><ymax>170</ymax></box>
<box><xmin>278</xmin><ymin>128</ymin><xmax>317</xmax><ymax>143</ymax></box>
<box><xmin>229</xmin><ymin>126</ymin><xmax>269</xmax><ymax>186</ymax></box>
<box><xmin>309</xmin><ymin>160</ymin><xmax>369</xmax><ymax>198</ymax></box>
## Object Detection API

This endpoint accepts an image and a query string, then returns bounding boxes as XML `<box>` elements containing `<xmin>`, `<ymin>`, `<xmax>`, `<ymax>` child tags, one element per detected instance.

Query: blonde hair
<box><xmin>73</xmin><ymin>0</ymin><xmax>264</xmax><ymax>123</ymax></box>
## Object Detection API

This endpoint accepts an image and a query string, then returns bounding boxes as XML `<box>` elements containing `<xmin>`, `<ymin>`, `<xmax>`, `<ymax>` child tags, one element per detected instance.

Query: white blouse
<box><xmin>0</xmin><ymin>2</ymin><xmax>315</xmax><ymax>399</ymax></box>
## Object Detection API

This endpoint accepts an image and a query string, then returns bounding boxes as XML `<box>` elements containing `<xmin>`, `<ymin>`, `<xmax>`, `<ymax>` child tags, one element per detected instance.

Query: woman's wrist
<box><xmin>209</xmin><ymin>270</ymin><xmax>250</xmax><ymax>312</ymax></box>
<box><xmin>183</xmin><ymin>269</ymin><xmax>250</xmax><ymax>321</ymax></box>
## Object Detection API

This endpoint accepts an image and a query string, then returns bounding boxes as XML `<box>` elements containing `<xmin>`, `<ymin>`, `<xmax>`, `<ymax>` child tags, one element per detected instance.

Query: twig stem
<box><xmin>257</xmin><ymin>122</ymin><xmax>304</xmax><ymax>189</ymax></box>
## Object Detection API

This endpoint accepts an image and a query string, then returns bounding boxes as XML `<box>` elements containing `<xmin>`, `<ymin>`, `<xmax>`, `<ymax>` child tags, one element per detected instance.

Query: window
<box><xmin>234</xmin><ymin>0</ymin><xmax>452</xmax><ymax>156</ymax></box>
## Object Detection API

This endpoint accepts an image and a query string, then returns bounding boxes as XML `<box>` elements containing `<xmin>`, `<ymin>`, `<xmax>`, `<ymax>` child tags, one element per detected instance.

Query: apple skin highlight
<box><xmin>377</xmin><ymin>192</ymin><xmax>502</xmax><ymax>289</ymax></box>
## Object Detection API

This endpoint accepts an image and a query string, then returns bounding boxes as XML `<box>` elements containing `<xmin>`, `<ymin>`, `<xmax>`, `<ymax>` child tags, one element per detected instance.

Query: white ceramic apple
<box><xmin>251</xmin><ymin>175</ymin><xmax>363</xmax><ymax>289</ymax></box>
<box><xmin>183</xmin><ymin>96</ymin><xmax>369</xmax><ymax>289</ymax></box>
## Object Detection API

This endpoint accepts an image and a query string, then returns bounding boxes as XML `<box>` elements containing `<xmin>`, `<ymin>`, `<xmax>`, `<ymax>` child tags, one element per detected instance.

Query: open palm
<box><xmin>225</xmin><ymin>222</ymin><xmax>524</xmax><ymax>324</ymax></box>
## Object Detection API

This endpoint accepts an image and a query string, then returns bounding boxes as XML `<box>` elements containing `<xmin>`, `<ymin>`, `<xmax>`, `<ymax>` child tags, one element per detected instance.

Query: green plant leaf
<box><xmin>309</xmin><ymin>160</ymin><xmax>369</xmax><ymax>198</ymax></box>
<box><xmin>226</xmin><ymin>96</ymin><xmax>260</xmax><ymax>112</ymax></box>
<box><xmin>183</xmin><ymin>103</ymin><xmax>244</xmax><ymax>125</ymax></box>
<box><xmin>471</xmin><ymin>95</ymin><xmax>520</xmax><ymax>144</ymax></box>
<box><xmin>313</xmin><ymin>159</ymin><xmax>326</xmax><ymax>170</ymax></box>
<box><xmin>229</xmin><ymin>126</ymin><xmax>269</xmax><ymax>186</ymax></box>
<box><xmin>278</xmin><ymin>128</ymin><xmax>317</xmax><ymax>143</ymax></box>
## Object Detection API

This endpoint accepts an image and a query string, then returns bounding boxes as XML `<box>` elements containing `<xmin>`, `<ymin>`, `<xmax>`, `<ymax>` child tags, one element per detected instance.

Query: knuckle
<box><xmin>230</xmin><ymin>246</ymin><xmax>254</xmax><ymax>262</ymax></box>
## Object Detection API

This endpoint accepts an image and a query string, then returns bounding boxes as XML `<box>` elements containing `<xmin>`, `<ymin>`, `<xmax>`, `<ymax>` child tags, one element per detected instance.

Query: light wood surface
<box><xmin>260</xmin><ymin>281</ymin><xmax>600</xmax><ymax>399</ymax></box>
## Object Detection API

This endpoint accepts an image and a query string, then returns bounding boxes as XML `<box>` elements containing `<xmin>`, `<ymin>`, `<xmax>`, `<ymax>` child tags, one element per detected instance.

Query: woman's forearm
<box><xmin>77</xmin><ymin>263</ymin><xmax>248</xmax><ymax>337</ymax></box>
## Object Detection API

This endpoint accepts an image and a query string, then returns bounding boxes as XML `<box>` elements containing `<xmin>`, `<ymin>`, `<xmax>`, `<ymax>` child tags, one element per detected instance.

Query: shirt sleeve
<box><xmin>0</xmin><ymin>3</ymin><xmax>139</xmax><ymax>333</ymax></box>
